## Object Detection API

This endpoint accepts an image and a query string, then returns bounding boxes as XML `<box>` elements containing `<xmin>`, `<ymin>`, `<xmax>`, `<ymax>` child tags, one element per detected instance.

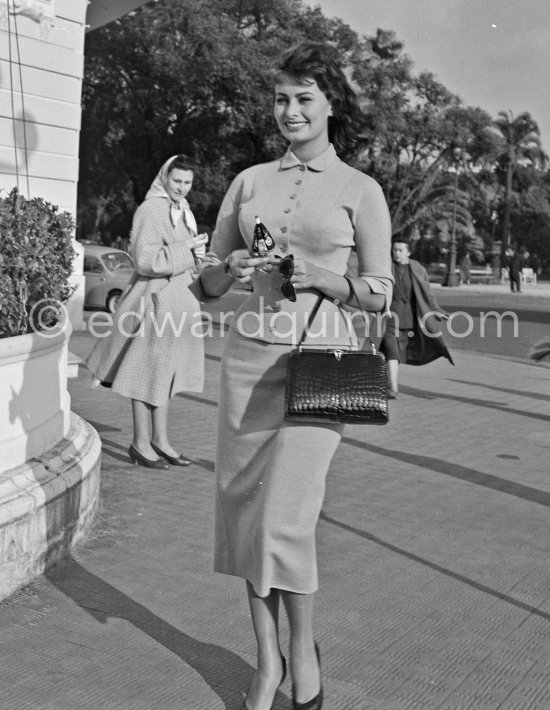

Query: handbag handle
<box><xmin>344</xmin><ymin>277</ymin><xmax>378</xmax><ymax>354</ymax></box>
<box><xmin>296</xmin><ymin>292</ymin><xmax>325</xmax><ymax>348</ymax></box>
<box><xmin>297</xmin><ymin>277</ymin><xmax>376</xmax><ymax>353</ymax></box>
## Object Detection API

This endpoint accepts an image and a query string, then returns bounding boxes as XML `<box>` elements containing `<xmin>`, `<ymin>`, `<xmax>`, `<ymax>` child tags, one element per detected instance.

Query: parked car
<box><xmin>83</xmin><ymin>244</ymin><xmax>134</xmax><ymax>313</ymax></box>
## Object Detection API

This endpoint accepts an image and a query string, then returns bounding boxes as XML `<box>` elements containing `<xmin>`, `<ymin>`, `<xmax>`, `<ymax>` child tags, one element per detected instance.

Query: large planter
<box><xmin>0</xmin><ymin>328</ymin><xmax>71</xmax><ymax>471</ymax></box>
<box><xmin>0</xmin><ymin>327</ymin><xmax>101</xmax><ymax>600</ymax></box>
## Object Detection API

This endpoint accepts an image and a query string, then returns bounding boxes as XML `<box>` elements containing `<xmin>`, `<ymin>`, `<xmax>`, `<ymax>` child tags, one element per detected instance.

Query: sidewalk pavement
<box><xmin>1</xmin><ymin>293</ymin><xmax>550</xmax><ymax>710</ymax></box>
<box><xmin>430</xmin><ymin>279</ymin><xmax>550</xmax><ymax>301</ymax></box>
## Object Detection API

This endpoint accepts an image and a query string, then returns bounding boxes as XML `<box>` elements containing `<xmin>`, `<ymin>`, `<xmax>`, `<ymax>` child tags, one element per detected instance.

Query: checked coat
<box><xmin>85</xmin><ymin>198</ymin><xmax>204</xmax><ymax>406</ymax></box>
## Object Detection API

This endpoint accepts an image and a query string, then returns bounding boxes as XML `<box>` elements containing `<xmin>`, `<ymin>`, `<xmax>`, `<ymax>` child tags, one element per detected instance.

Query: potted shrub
<box><xmin>0</xmin><ymin>187</ymin><xmax>75</xmax><ymax>338</ymax></box>
<box><xmin>0</xmin><ymin>187</ymin><xmax>76</xmax><ymax>470</ymax></box>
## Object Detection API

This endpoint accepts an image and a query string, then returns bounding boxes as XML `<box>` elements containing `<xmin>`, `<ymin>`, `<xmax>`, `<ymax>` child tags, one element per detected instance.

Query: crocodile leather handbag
<box><xmin>285</xmin><ymin>293</ymin><xmax>389</xmax><ymax>425</ymax></box>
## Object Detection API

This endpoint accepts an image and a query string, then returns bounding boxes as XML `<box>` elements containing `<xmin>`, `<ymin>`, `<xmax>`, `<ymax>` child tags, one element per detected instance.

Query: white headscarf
<box><xmin>145</xmin><ymin>155</ymin><xmax>198</xmax><ymax>233</ymax></box>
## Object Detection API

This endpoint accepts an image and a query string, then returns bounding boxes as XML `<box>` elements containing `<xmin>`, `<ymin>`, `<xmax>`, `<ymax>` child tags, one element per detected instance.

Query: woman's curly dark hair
<box><xmin>274</xmin><ymin>41</ymin><xmax>364</xmax><ymax>163</ymax></box>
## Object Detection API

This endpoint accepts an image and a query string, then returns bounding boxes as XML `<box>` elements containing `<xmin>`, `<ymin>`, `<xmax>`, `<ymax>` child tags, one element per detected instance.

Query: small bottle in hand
<box><xmin>251</xmin><ymin>216</ymin><xmax>275</xmax><ymax>272</ymax></box>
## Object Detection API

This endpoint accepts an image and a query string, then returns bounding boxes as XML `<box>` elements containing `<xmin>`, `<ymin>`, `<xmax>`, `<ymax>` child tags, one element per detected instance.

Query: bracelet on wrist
<box><xmin>223</xmin><ymin>255</ymin><xmax>234</xmax><ymax>278</ymax></box>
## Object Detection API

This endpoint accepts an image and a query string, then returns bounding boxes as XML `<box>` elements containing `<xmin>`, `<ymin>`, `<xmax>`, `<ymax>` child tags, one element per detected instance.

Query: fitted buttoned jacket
<box><xmin>200</xmin><ymin>144</ymin><xmax>393</xmax><ymax>345</ymax></box>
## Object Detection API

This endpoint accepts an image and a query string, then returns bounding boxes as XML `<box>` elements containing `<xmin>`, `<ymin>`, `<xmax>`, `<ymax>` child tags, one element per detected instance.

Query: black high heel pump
<box><xmin>292</xmin><ymin>643</ymin><xmax>322</xmax><ymax>710</ymax></box>
<box><xmin>128</xmin><ymin>445</ymin><xmax>170</xmax><ymax>470</ymax></box>
<box><xmin>150</xmin><ymin>441</ymin><xmax>191</xmax><ymax>466</ymax></box>
<box><xmin>241</xmin><ymin>655</ymin><xmax>287</xmax><ymax>710</ymax></box>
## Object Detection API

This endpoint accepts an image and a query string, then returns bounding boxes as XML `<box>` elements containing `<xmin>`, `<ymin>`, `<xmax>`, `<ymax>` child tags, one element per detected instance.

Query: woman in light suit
<box><xmin>197</xmin><ymin>43</ymin><xmax>393</xmax><ymax>709</ymax></box>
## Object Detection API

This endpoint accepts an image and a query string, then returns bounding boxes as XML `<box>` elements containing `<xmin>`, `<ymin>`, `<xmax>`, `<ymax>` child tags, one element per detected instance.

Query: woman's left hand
<box><xmin>270</xmin><ymin>254</ymin><xmax>353</xmax><ymax>303</ymax></box>
<box><xmin>282</xmin><ymin>255</ymin><xmax>322</xmax><ymax>291</ymax></box>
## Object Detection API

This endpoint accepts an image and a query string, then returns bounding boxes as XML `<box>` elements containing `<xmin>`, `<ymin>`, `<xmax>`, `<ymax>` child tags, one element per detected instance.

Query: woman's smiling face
<box><xmin>273</xmin><ymin>76</ymin><xmax>332</xmax><ymax>151</ymax></box>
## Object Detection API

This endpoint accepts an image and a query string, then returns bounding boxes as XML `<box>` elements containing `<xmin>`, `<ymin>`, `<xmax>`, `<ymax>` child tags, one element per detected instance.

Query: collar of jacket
<box><xmin>279</xmin><ymin>143</ymin><xmax>338</xmax><ymax>172</ymax></box>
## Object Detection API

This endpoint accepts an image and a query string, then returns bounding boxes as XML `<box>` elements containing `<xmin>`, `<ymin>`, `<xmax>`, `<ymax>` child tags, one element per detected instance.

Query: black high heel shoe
<box><xmin>241</xmin><ymin>655</ymin><xmax>287</xmax><ymax>710</ymax></box>
<box><xmin>150</xmin><ymin>441</ymin><xmax>191</xmax><ymax>466</ymax></box>
<box><xmin>292</xmin><ymin>643</ymin><xmax>322</xmax><ymax>710</ymax></box>
<box><xmin>128</xmin><ymin>445</ymin><xmax>170</xmax><ymax>470</ymax></box>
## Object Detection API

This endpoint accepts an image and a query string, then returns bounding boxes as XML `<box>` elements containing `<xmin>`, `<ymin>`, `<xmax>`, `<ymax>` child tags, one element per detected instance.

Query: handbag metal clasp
<box><xmin>332</xmin><ymin>349</ymin><xmax>344</xmax><ymax>361</ymax></box>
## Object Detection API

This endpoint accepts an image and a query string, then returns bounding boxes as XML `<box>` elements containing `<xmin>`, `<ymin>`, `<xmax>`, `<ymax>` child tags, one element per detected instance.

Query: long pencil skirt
<box><xmin>214</xmin><ymin>328</ymin><xmax>343</xmax><ymax>598</ymax></box>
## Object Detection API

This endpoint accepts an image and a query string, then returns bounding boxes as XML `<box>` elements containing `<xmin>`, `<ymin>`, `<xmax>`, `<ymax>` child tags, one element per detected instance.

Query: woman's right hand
<box><xmin>225</xmin><ymin>249</ymin><xmax>270</xmax><ymax>283</ymax></box>
<box><xmin>190</xmin><ymin>233</ymin><xmax>208</xmax><ymax>259</ymax></box>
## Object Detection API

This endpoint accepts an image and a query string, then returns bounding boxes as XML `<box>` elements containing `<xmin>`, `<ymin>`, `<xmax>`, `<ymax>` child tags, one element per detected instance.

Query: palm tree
<box><xmin>490</xmin><ymin>111</ymin><xmax>546</xmax><ymax>261</ymax></box>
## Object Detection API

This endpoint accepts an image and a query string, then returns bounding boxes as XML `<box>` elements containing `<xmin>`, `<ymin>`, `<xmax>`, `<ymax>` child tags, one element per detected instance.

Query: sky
<box><xmin>307</xmin><ymin>0</ymin><xmax>550</xmax><ymax>151</ymax></box>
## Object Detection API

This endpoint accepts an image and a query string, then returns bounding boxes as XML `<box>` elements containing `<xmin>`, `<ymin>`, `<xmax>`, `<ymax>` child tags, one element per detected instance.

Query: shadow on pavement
<box><xmin>320</xmin><ymin>511</ymin><xmax>550</xmax><ymax>623</ymax></box>
<box><xmin>401</xmin><ymin>385</ymin><xmax>550</xmax><ymax>423</ymax></box>
<box><xmin>44</xmin><ymin>556</ymin><xmax>260</xmax><ymax>709</ymax></box>
<box><xmin>98</xmin><ymin>439</ymin><xmax>132</xmax><ymax>464</ymax></box>
<box><xmin>84</xmin><ymin>419</ymin><xmax>122</xmax><ymax>435</ymax></box>
<box><xmin>449</xmin><ymin>378</ymin><xmax>550</xmax><ymax>402</ymax></box>
<box><xmin>177</xmin><ymin>392</ymin><xmax>219</xmax><ymax>407</ymax></box>
<box><xmin>341</xmin><ymin>437</ymin><xmax>550</xmax><ymax>508</ymax></box>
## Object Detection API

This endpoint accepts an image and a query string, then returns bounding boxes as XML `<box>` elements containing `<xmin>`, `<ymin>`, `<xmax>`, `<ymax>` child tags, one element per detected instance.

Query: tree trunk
<box><xmin>500</xmin><ymin>161</ymin><xmax>513</xmax><ymax>262</ymax></box>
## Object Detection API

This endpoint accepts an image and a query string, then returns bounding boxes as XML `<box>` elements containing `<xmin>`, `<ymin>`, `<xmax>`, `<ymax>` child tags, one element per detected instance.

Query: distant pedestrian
<box><xmin>509</xmin><ymin>245</ymin><xmax>528</xmax><ymax>293</ymax></box>
<box><xmin>86</xmin><ymin>155</ymin><xmax>208</xmax><ymax>469</ymax></box>
<box><xmin>459</xmin><ymin>252</ymin><xmax>471</xmax><ymax>285</ymax></box>
<box><xmin>491</xmin><ymin>253</ymin><xmax>501</xmax><ymax>282</ymax></box>
<box><xmin>380</xmin><ymin>236</ymin><xmax>453</xmax><ymax>398</ymax></box>
<box><xmin>529</xmin><ymin>252</ymin><xmax>542</xmax><ymax>278</ymax></box>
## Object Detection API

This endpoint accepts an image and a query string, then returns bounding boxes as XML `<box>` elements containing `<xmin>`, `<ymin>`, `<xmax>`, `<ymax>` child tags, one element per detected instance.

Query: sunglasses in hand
<box><xmin>278</xmin><ymin>254</ymin><xmax>296</xmax><ymax>302</ymax></box>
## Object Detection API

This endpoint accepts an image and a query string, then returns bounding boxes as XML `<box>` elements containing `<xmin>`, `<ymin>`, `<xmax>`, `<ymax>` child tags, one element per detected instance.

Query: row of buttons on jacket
<box><xmin>278</xmin><ymin>174</ymin><xmax>305</xmax><ymax>250</ymax></box>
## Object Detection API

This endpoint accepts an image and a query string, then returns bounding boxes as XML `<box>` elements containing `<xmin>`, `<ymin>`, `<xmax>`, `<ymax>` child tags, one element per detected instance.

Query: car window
<box><xmin>84</xmin><ymin>256</ymin><xmax>103</xmax><ymax>274</ymax></box>
<box><xmin>102</xmin><ymin>252</ymin><xmax>134</xmax><ymax>271</ymax></box>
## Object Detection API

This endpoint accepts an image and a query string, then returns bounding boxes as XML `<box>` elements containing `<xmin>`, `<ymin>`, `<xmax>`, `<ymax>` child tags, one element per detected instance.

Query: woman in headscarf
<box><xmin>86</xmin><ymin>155</ymin><xmax>208</xmax><ymax>469</ymax></box>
